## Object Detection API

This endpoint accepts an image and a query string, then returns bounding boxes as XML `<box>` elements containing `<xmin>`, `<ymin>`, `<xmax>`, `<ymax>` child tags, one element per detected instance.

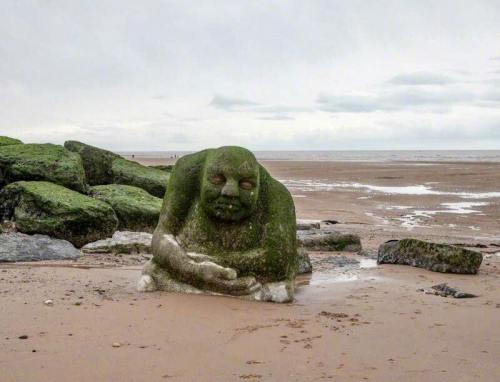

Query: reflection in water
<box><xmin>295</xmin><ymin>254</ymin><xmax>378</xmax><ymax>289</ymax></box>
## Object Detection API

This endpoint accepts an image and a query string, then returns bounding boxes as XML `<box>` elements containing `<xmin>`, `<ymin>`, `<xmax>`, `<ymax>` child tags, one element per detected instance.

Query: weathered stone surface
<box><xmin>377</xmin><ymin>239</ymin><xmax>483</xmax><ymax>274</ymax></box>
<box><xmin>0</xmin><ymin>143</ymin><xmax>87</xmax><ymax>192</ymax></box>
<box><xmin>64</xmin><ymin>140</ymin><xmax>120</xmax><ymax>185</ymax></box>
<box><xmin>297</xmin><ymin>248</ymin><xmax>312</xmax><ymax>274</ymax></box>
<box><xmin>418</xmin><ymin>283</ymin><xmax>477</xmax><ymax>298</ymax></box>
<box><xmin>111</xmin><ymin>158</ymin><xmax>169</xmax><ymax>198</ymax></box>
<box><xmin>296</xmin><ymin>219</ymin><xmax>321</xmax><ymax>230</ymax></box>
<box><xmin>144</xmin><ymin>146</ymin><xmax>298</xmax><ymax>302</ymax></box>
<box><xmin>89</xmin><ymin>184</ymin><xmax>162</xmax><ymax>232</ymax></box>
<box><xmin>0</xmin><ymin>136</ymin><xmax>23</xmax><ymax>147</ymax></box>
<box><xmin>297</xmin><ymin>230</ymin><xmax>362</xmax><ymax>252</ymax></box>
<box><xmin>0</xmin><ymin>232</ymin><xmax>81</xmax><ymax>262</ymax></box>
<box><xmin>82</xmin><ymin>231</ymin><xmax>153</xmax><ymax>254</ymax></box>
<box><xmin>0</xmin><ymin>181</ymin><xmax>118</xmax><ymax>247</ymax></box>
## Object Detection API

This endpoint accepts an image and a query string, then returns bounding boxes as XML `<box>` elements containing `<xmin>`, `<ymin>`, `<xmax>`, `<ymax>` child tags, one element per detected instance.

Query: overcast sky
<box><xmin>1</xmin><ymin>1</ymin><xmax>500</xmax><ymax>151</ymax></box>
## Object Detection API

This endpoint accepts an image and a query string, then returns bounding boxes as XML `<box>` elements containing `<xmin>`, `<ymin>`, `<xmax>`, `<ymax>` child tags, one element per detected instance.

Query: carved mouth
<box><xmin>214</xmin><ymin>198</ymin><xmax>242</xmax><ymax>210</ymax></box>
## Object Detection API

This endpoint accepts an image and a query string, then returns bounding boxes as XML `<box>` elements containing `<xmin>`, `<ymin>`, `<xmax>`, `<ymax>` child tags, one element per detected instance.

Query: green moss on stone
<box><xmin>0</xmin><ymin>136</ymin><xmax>23</xmax><ymax>147</ymax></box>
<box><xmin>149</xmin><ymin>165</ymin><xmax>173</xmax><ymax>173</ymax></box>
<box><xmin>153</xmin><ymin>146</ymin><xmax>298</xmax><ymax>285</ymax></box>
<box><xmin>64</xmin><ymin>140</ymin><xmax>120</xmax><ymax>185</ymax></box>
<box><xmin>0</xmin><ymin>143</ymin><xmax>87</xmax><ymax>193</ymax></box>
<box><xmin>112</xmin><ymin>158</ymin><xmax>169</xmax><ymax>198</ymax></box>
<box><xmin>89</xmin><ymin>184</ymin><xmax>162</xmax><ymax>232</ymax></box>
<box><xmin>378</xmin><ymin>238</ymin><xmax>483</xmax><ymax>274</ymax></box>
<box><xmin>0</xmin><ymin>181</ymin><xmax>117</xmax><ymax>247</ymax></box>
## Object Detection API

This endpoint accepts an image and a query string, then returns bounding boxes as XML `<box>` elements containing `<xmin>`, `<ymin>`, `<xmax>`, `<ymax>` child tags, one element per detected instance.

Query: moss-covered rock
<box><xmin>0</xmin><ymin>144</ymin><xmax>87</xmax><ymax>192</ymax></box>
<box><xmin>0</xmin><ymin>181</ymin><xmax>118</xmax><ymax>247</ymax></box>
<box><xmin>64</xmin><ymin>140</ymin><xmax>120</xmax><ymax>185</ymax></box>
<box><xmin>111</xmin><ymin>158</ymin><xmax>169</xmax><ymax>198</ymax></box>
<box><xmin>0</xmin><ymin>136</ymin><xmax>23</xmax><ymax>147</ymax></box>
<box><xmin>297</xmin><ymin>230</ymin><xmax>361</xmax><ymax>252</ymax></box>
<box><xmin>89</xmin><ymin>184</ymin><xmax>162</xmax><ymax>232</ymax></box>
<box><xmin>149</xmin><ymin>164</ymin><xmax>173</xmax><ymax>173</ymax></box>
<box><xmin>377</xmin><ymin>239</ymin><xmax>483</xmax><ymax>274</ymax></box>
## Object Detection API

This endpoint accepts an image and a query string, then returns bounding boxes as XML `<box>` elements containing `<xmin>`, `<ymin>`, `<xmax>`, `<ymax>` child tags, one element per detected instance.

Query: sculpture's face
<box><xmin>201</xmin><ymin>147</ymin><xmax>260</xmax><ymax>221</ymax></box>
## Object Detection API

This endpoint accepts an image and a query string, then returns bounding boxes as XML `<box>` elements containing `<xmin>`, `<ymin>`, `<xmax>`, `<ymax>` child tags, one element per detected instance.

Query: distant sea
<box><xmin>118</xmin><ymin>150</ymin><xmax>500</xmax><ymax>163</ymax></box>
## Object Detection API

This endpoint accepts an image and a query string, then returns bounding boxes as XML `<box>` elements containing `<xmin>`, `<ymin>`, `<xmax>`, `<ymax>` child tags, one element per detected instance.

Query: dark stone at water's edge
<box><xmin>378</xmin><ymin>239</ymin><xmax>483</xmax><ymax>274</ymax></box>
<box><xmin>0</xmin><ymin>232</ymin><xmax>81</xmax><ymax>262</ymax></box>
<box><xmin>297</xmin><ymin>248</ymin><xmax>312</xmax><ymax>274</ymax></box>
<box><xmin>297</xmin><ymin>230</ymin><xmax>362</xmax><ymax>252</ymax></box>
<box><xmin>418</xmin><ymin>283</ymin><xmax>477</xmax><ymax>298</ymax></box>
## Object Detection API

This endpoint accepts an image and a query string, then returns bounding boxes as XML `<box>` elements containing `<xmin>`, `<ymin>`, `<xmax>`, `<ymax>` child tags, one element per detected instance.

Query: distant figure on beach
<box><xmin>138</xmin><ymin>146</ymin><xmax>298</xmax><ymax>302</ymax></box>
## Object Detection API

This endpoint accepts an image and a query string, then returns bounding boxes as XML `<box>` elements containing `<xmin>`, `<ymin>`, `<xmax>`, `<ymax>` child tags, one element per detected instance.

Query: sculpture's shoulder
<box><xmin>258</xmin><ymin>165</ymin><xmax>295</xmax><ymax>213</ymax></box>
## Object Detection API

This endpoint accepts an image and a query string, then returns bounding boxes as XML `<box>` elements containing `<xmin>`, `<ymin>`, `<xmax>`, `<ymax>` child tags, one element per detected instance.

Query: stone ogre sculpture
<box><xmin>138</xmin><ymin>146</ymin><xmax>298</xmax><ymax>302</ymax></box>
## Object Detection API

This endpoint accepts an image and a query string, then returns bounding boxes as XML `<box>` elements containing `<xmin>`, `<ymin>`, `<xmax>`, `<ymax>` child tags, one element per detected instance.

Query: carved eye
<box><xmin>239</xmin><ymin>179</ymin><xmax>254</xmax><ymax>190</ymax></box>
<box><xmin>210</xmin><ymin>174</ymin><xmax>226</xmax><ymax>186</ymax></box>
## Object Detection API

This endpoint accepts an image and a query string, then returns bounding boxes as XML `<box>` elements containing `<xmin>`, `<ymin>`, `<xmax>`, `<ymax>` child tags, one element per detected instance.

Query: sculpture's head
<box><xmin>201</xmin><ymin>146</ymin><xmax>260</xmax><ymax>221</ymax></box>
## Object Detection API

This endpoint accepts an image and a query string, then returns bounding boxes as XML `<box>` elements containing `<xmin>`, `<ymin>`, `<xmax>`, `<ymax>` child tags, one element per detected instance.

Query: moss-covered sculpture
<box><xmin>64</xmin><ymin>140</ymin><xmax>120</xmax><ymax>185</ymax></box>
<box><xmin>0</xmin><ymin>136</ymin><xmax>23</xmax><ymax>147</ymax></box>
<box><xmin>0</xmin><ymin>143</ymin><xmax>87</xmax><ymax>193</ymax></box>
<box><xmin>0</xmin><ymin>181</ymin><xmax>118</xmax><ymax>247</ymax></box>
<box><xmin>89</xmin><ymin>184</ymin><xmax>162</xmax><ymax>232</ymax></box>
<box><xmin>139</xmin><ymin>146</ymin><xmax>298</xmax><ymax>302</ymax></box>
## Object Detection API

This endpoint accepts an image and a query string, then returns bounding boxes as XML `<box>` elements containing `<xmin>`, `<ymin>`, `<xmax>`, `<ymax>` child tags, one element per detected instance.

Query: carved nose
<box><xmin>221</xmin><ymin>179</ymin><xmax>239</xmax><ymax>197</ymax></box>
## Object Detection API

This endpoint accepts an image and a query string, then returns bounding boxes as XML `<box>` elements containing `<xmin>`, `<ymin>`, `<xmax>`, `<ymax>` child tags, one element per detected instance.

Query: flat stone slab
<box><xmin>296</xmin><ymin>219</ymin><xmax>321</xmax><ymax>230</ymax></box>
<box><xmin>82</xmin><ymin>231</ymin><xmax>153</xmax><ymax>254</ymax></box>
<box><xmin>297</xmin><ymin>230</ymin><xmax>362</xmax><ymax>252</ymax></box>
<box><xmin>378</xmin><ymin>239</ymin><xmax>483</xmax><ymax>274</ymax></box>
<box><xmin>0</xmin><ymin>232</ymin><xmax>81</xmax><ymax>262</ymax></box>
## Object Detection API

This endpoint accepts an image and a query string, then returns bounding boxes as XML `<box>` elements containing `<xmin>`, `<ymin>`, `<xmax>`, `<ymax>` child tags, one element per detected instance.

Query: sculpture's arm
<box><xmin>156</xmin><ymin>151</ymin><xmax>207</xmax><ymax>235</ymax></box>
<box><xmin>152</xmin><ymin>231</ymin><xmax>260</xmax><ymax>295</ymax></box>
<box><xmin>259</xmin><ymin>168</ymin><xmax>298</xmax><ymax>281</ymax></box>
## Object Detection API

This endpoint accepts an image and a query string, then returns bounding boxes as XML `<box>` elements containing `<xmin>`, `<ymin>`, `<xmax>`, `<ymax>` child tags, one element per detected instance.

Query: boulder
<box><xmin>89</xmin><ymin>184</ymin><xmax>162</xmax><ymax>232</ymax></box>
<box><xmin>111</xmin><ymin>158</ymin><xmax>169</xmax><ymax>198</ymax></box>
<box><xmin>297</xmin><ymin>248</ymin><xmax>312</xmax><ymax>273</ymax></box>
<box><xmin>149</xmin><ymin>164</ymin><xmax>173</xmax><ymax>173</ymax></box>
<box><xmin>82</xmin><ymin>231</ymin><xmax>153</xmax><ymax>254</ymax></box>
<box><xmin>0</xmin><ymin>136</ymin><xmax>23</xmax><ymax>147</ymax></box>
<box><xmin>64</xmin><ymin>140</ymin><xmax>120</xmax><ymax>185</ymax></box>
<box><xmin>0</xmin><ymin>143</ymin><xmax>87</xmax><ymax>192</ymax></box>
<box><xmin>0</xmin><ymin>232</ymin><xmax>81</xmax><ymax>262</ymax></box>
<box><xmin>0</xmin><ymin>181</ymin><xmax>118</xmax><ymax>247</ymax></box>
<box><xmin>377</xmin><ymin>239</ymin><xmax>483</xmax><ymax>274</ymax></box>
<box><xmin>297</xmin><ymin>230</ymin><xmax>362</xmax><ymax>252</ymax></box>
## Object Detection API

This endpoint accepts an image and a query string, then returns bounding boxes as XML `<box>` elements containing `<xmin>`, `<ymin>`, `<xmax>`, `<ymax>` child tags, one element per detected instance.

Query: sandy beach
<box><xmin>1</xmin><ymin>158</ymin><xmax>499</xmax><ymax>381</ymax></box>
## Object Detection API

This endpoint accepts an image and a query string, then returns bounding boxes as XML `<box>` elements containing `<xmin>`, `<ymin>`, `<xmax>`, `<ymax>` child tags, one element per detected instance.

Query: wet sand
<box><xmin>1</xmin><ymin>158</ymin><xmax>500</xmax><ymax>381</ymax></box>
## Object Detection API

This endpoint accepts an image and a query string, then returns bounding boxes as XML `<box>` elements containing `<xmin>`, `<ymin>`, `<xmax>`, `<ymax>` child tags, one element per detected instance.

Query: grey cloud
<box><xmin>209</xmin><ymin>95</ymin><xmax>260</xmax><ymax>111</ymax></box>
<box><xmin>257</xmin><ymin>114</ymin><xmax>295</xmax><ymax>121</ymax></box>
<box><xmin>318</xmin><ymin>87</ymin><xmax>478</xmax><ymax>113</ymax></box>
<box><xmin>253</xmin><ymin>105</ymin><xmax>314</xmax><ymax>114</ymax></box>
<box><xmin>317</xmin><ymin>94</ymin><xmax>383</xmax><ymax>113</ymax></box>
<box><xmin>387</xmin><ymin>72</ymin><xmax>454</xmax><ymax>85</ymax></box>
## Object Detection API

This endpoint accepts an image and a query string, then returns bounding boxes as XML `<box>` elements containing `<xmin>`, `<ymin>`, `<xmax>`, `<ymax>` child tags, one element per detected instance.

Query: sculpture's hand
<box><xmin>190</xmin><ymin>260</ymin><xmax>237</xmax><ymax>281</ymax></box>
<box><xmin>190</xmin><ymin>260</ymin><xmax>261</xmax><ymax>296</ymax></box>
<box><xmin>153</xmin><ymin>232</ymin><xmax>260</xmax><ymax>295</ymax></box>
